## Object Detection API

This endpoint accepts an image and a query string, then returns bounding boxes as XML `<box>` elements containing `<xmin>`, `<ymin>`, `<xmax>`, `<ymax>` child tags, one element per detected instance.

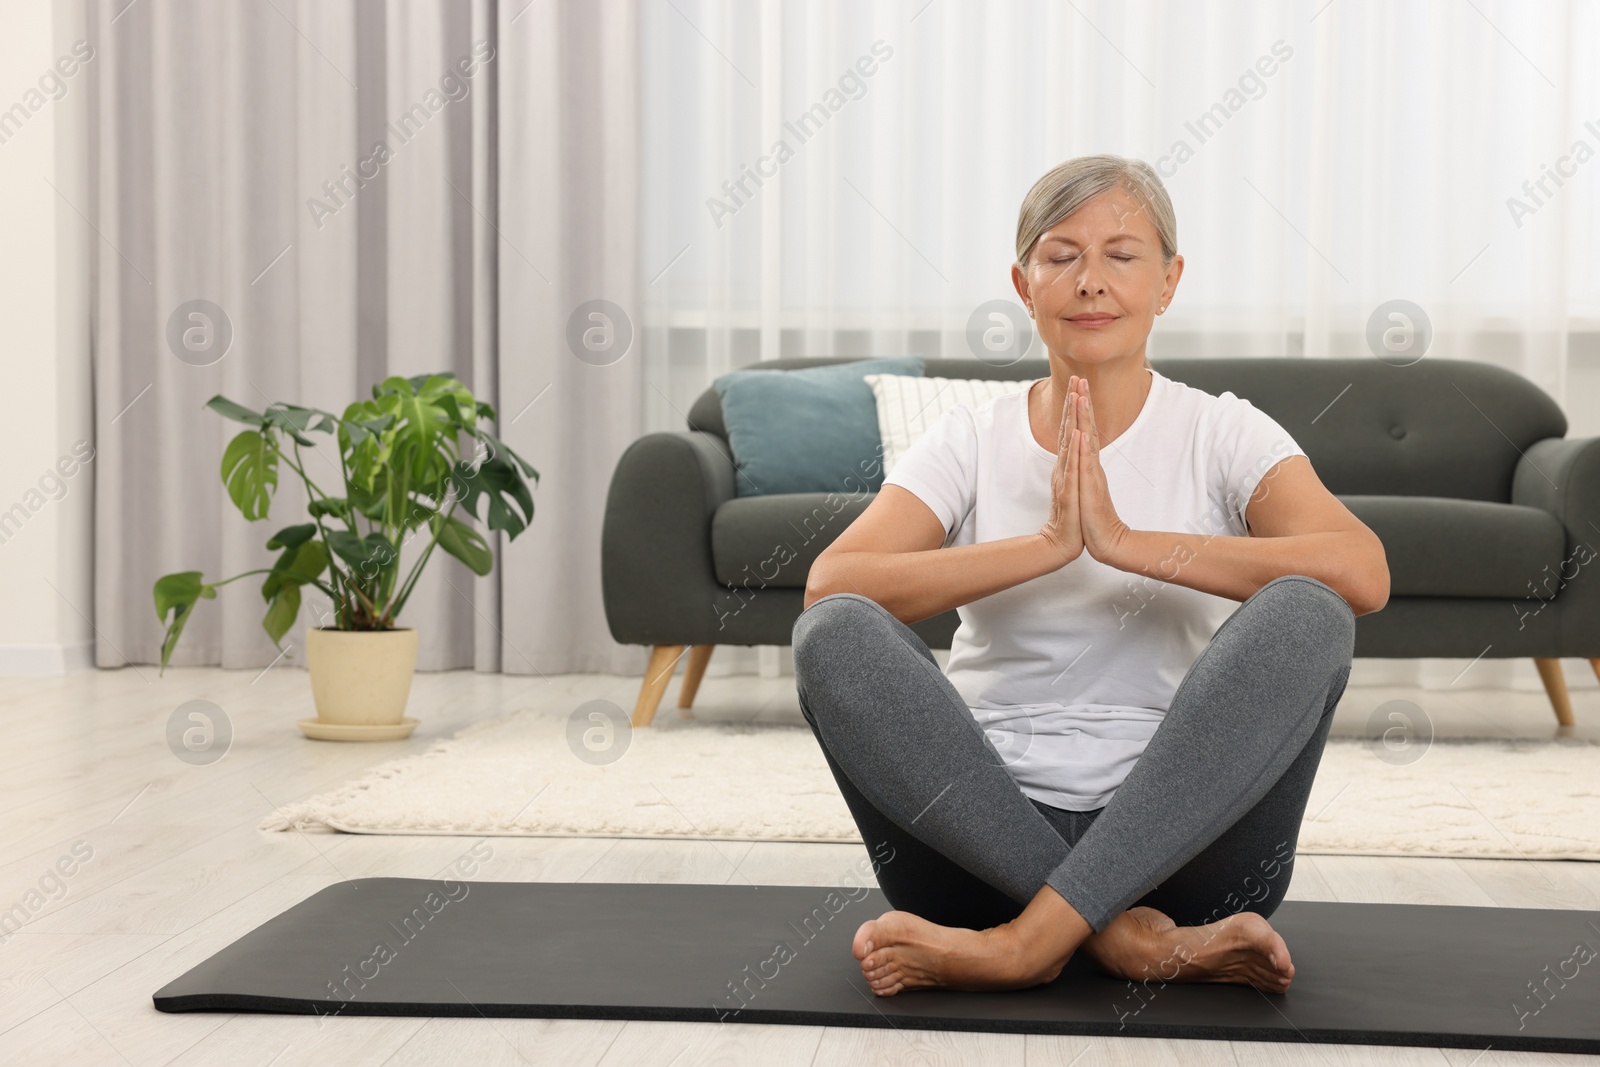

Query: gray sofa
<box><xmin>602</xmin><ymin>357</ymin><xmax>1600</xmax><ymax>726</ymax></box>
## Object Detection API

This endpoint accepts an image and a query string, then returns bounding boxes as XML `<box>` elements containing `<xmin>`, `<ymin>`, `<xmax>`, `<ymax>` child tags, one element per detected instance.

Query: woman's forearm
<box><xmin>805</xmin><ymin>524</ymin><xmax>1388</xmax><ymax>624</ymax></box>
<box><xmin>804</xmin><ymin>534</ymin><xmax>1067</xmax><ymax>623</ymax></box>
<box><xmin>1108</xmin><ymin>527</ymin><xmax>1389</xmax><ymax>615</ymax></box>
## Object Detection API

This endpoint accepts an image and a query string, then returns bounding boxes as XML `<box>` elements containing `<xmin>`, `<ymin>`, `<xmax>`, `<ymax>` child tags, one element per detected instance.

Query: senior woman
<box><xmin>792</xmin><ymin>154</ymin><xmax>1390</xmax><ymax>998</ymax></box>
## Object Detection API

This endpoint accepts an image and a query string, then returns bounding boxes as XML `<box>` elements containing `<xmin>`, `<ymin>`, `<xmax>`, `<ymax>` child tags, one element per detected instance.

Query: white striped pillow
<box><xmin>865</xmin><ymin>373</ymin><xmax>1035</xmax><ymax>476</ymax></box>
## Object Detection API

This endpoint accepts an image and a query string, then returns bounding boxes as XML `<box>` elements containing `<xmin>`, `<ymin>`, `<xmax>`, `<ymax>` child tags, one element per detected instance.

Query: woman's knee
<box><xmin>1246</xmin><ymin>574</ymin><xmax>1356</xmax><ymax>664</ymax></box>
<box><xmin>793</xmin><ymin>593</ymin><xmax>886</xmax><ymax>666</ymax></box>
<box><xmin>793</xmin><ymin>592</ymin><xmax>931</xmax><ymax>680</ymax></box>
<box><xmin>1254</xmin><ymin>574</ymin><xmax>1353</xmax><ymax>617</ymax></box>
<box><xmin>792</xmin><ymin>595</ymin><xmax>897</xmax><ymax>709</ymax></box>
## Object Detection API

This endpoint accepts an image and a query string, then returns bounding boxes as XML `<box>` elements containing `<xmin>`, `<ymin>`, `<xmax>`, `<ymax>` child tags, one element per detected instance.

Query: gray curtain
<box><xmin>87</xmin><ymin>0</ymin><xmax>644</xmax><ymax>675</ymax></box>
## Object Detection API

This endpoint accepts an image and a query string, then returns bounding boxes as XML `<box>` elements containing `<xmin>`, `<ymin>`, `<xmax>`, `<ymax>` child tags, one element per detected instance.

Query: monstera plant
<box><xmin>154</xmin><ymin>372</ymin><xmax>538</xmax><ymax>738</ymax></box>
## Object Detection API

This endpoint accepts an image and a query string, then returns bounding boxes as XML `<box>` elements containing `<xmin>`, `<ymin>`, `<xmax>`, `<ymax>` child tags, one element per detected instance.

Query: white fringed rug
<box><xmin>260</xmin><ymin>708</ymin><xmax>1600</xmax><ymax>860</ymax></box>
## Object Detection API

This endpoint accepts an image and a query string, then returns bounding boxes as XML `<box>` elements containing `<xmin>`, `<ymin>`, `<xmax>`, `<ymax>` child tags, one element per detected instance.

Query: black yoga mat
<box><xmin>154</xmin><ymin>878</ymin><xmax>1600</xmax><ymax>1054</ymax></box>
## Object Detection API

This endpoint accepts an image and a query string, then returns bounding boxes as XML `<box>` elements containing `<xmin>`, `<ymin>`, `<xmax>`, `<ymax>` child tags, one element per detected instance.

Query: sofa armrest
<box><xmin>1511</xmin><ymin>436</ymin><xmax>1600</xmax><ymax>654</ymax></box>
<box><xmin>602</xmin><ymin>431</ymin><xmax>737</xmax><ymax>646</ymax></box>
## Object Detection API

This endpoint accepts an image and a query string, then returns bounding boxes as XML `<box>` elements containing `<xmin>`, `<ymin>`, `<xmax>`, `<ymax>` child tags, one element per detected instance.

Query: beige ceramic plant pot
<box><xmin>305</xmin><ymin>627</ymin><xmax>419</xmax><ymax>727</ymax></box>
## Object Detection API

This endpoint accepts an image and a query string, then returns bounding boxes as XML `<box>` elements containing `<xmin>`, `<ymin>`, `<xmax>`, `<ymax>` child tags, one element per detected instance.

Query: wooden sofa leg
<box><xmin>633</xmin><ymin>645</ymin><xmax>685</xmax><ymax>728</ymax></box>
<box><xmin>1533</xmin><ymin>658</ymin><xmax>1576</xmax><ymax>727</ymax></box>
<box><xmin>678</xmin><ymin>645</ymin><xmax>715</xmax><ymax>712</ymax></box>
<box><xmin>1590</xmin><ymin>658</ymin><xmax>1600</xmax><ymax>686</ymax></box>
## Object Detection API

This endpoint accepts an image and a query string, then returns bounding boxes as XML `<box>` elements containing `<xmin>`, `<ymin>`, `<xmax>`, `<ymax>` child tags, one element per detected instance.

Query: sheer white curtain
<box><xmin>86</xmin><ymin>0</ymin><xmax>642</xmax><ymax>678</ymax></box>
<box><xmin>639</xmin><ymin>0</ymin><xmax>1600</xmax><ymax>688</ymax></box>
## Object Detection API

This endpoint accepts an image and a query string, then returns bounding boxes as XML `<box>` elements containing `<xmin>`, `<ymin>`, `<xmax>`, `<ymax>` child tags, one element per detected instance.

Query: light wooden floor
<box><xmin>1</xmin><ymin>663</ymin><xmax>1598</xmax><ymax>1066</ymax></box>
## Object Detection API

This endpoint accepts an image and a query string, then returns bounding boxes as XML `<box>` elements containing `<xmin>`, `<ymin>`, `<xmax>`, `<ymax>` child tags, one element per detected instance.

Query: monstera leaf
<box><xmin>433</xmin><ymin>514</ymin><xmax>493</xmax><ymax>576</ymax></box>
<box><xmin>154</xmin><ymin>571</ymin><xmax>217</xmax><ymax>672</ymax></box>
<box><xmin>325</xmin><ymin>529</ymin><xmax>399</xmax><ymax>583</ymax></box>
<box><xmin>261</xmin><ymin>402</ymin><xmax>337</xmax><ymax>446</ymax></box>
<box><xmin>261</xmin><ymin>524</ymin><xmax>329</xmax><ymax>603</ymax></box>
<box><xmin>262</xmin><ymin>585</ymin><xmax>301</xmax><ymax>645</ymax></box>
<box><xmin>220</xmin><ymin>430</ymin><xmax>278</xmax><ymax>521</ymax></box>
<box><xmin>307</xmin><ymin>497</ymin><xmax>353</xmax><ymax>524</ymax></box>
<box><xmin>450</xmin><ymin>432</ymin><xmax>540</xmax><ymax>539</ymax></box>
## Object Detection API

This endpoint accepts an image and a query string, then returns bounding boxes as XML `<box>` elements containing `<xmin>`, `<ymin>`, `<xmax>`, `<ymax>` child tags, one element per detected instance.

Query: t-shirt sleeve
<box><xmin>880</xmin><ymin>405</ymin><xmax>977</xmax><ymax>546</ymax></box>
<box><xmin>1209</xmin><ymin>393</ymin><xmax>1308</xmax><ymax>535</ymax></box>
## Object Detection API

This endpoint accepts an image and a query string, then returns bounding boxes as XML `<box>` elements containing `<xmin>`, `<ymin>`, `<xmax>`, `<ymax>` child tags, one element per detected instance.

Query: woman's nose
<box><xmin>1075</xmin><ymin>260</ymin><xmax>1106</xmax><ymax>297</ymax></box>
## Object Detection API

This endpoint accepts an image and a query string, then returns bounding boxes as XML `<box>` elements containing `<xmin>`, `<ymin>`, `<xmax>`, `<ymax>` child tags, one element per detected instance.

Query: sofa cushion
<box><xmin>713</xmin><ymin>356</ymin><xmax>924</xmax><ymax>497</ymax></box>
<box><xmin>865</xmin><ymin>373</ymin><xmax>1034</xmax><ymax>474</ymax></box>
<box><xmin>710</xmin><ymin>492</ymin><xmax>1567</xmax><ymax>598</ymax></box>
<box><xmin>1317</xmin><ymin>496</ymin><xmax>1564</xmax><ymax>599</ymax></box>
<box><xmin>712</xmin><ymin>492</ymin><xmax>872</xmax><ymax>589</ymax></box>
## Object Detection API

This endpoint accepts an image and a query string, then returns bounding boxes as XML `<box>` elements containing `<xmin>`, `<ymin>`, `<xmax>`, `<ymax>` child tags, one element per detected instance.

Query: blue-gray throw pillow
<box><xmin>714</xmin><ymin>356</ymin><xmax>926</xmax><ymax>497</ymax></box>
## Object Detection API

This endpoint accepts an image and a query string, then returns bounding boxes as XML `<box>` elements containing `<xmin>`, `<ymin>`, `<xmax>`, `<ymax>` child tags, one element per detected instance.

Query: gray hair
<box><xmin>1015</xmin><ymin>154</ymin><xmax>1178</xmax><ymax>269</ymax></box>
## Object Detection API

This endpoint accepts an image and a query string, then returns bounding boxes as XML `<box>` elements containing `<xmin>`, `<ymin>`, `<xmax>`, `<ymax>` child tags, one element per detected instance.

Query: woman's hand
<box><xmin>1039</xmin><ymin>380</ymin><xmax>1085</xmax><ymax>565</ymax></box>
<box><xmin>1073</xmin><ymin>382</ymin><xmax>1135</xmax><ymax>565</ymax></box>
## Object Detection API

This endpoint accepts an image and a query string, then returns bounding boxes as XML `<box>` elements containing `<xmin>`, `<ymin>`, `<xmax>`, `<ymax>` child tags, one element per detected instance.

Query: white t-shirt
<box><xmin>881</xmin><ymin>367</ymin><xmax>1306</xmax><ymax>811</ymax></box>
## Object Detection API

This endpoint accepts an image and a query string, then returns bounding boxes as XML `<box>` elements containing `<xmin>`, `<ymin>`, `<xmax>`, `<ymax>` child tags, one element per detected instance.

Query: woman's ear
<box><xmin>1160</xmin><ymin>252</ymin><xmax>1185</xmax><ymax>309</ymax></box>
<box><xmin>1011</xmin><ymin>260</ymin><xmax>1032</xmax><ymax>311</ymax></box>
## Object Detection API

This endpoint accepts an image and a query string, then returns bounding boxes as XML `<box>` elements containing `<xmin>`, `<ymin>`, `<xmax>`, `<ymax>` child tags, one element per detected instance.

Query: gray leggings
<box><xmin>791</xmin><ymin>574</ymin><xmax>1355</xmax><ymax>933</ymax></box>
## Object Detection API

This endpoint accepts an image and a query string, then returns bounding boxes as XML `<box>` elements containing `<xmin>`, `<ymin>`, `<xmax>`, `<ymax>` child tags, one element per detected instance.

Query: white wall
<box><xmin>0</xmin><ymin>0</ymin><xmax>93</xmax><ymax>674</ymax></box>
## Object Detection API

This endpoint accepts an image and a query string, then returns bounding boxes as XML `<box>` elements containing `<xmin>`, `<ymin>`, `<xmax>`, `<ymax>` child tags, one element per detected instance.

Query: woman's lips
<box><xmin>1066</xmin><ymin>314</ymin><xmax>1117</xmax><ymax>328</ymax></box>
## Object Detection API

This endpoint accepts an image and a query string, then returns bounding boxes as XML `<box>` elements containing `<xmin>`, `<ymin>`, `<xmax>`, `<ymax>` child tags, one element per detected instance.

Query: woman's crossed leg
<box><xmin>790</xmin><ymin>574</ymin><xmax>1355</xmax><ymax>996</ymax></box>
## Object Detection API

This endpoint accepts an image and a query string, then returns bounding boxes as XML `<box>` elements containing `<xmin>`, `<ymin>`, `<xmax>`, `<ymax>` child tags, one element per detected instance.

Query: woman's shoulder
<box><xmin>1151</xmin><ymin>371</ymin><xmax>1300</xmax><ymax>475</ymax></box>
<box><xmin>1153</xmin><ymin>369</ymin><xmax>1257</xmax><ymax>428</ymax></box>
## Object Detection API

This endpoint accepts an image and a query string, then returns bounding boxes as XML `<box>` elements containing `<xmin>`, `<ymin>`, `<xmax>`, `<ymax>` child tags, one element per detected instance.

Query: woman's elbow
<box><xmin>1351</xmin><ymin>576</ymin><xmax>1389</xmax><ymax>617</ymax></box>
<box><xmin>802</xmin><ymin>556</ymin><xmax>838</xmax><ymax>612</ymax></box>
<box><xmin>801</xmin><ymin>584</ymin><xmax>824</xmax><ymax>613</ymax></box>
<box><xmin>1348</xmin><ymin>535</ymin><xmax>1391</xmax><ymax>616</ymax></box>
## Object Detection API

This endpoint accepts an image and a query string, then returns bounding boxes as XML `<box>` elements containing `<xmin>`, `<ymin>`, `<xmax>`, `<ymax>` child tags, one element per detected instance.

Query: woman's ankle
<box><xmin>991</xmin><ymin>886</ymin><xmax>1093</xmax><ymax>983</ymax></box>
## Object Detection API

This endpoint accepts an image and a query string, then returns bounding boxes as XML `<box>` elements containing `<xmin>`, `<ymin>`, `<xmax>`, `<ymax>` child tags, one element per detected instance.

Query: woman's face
<box><xmin>1011</xmin><ymin>185</ymin><xmax>1183</xmax><ymax>367</ymax></box>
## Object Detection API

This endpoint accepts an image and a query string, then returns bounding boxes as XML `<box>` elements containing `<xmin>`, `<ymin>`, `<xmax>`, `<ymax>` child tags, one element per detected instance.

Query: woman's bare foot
<box><xmin>1081</xmin><ymin>906</ymin><xmax>1295</xmax><ymax>994</ymax></box>
<box><xmin>853</xmin><ymin>910</ymin><xmax>1068</xmax><ymax>996</ymax></box>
